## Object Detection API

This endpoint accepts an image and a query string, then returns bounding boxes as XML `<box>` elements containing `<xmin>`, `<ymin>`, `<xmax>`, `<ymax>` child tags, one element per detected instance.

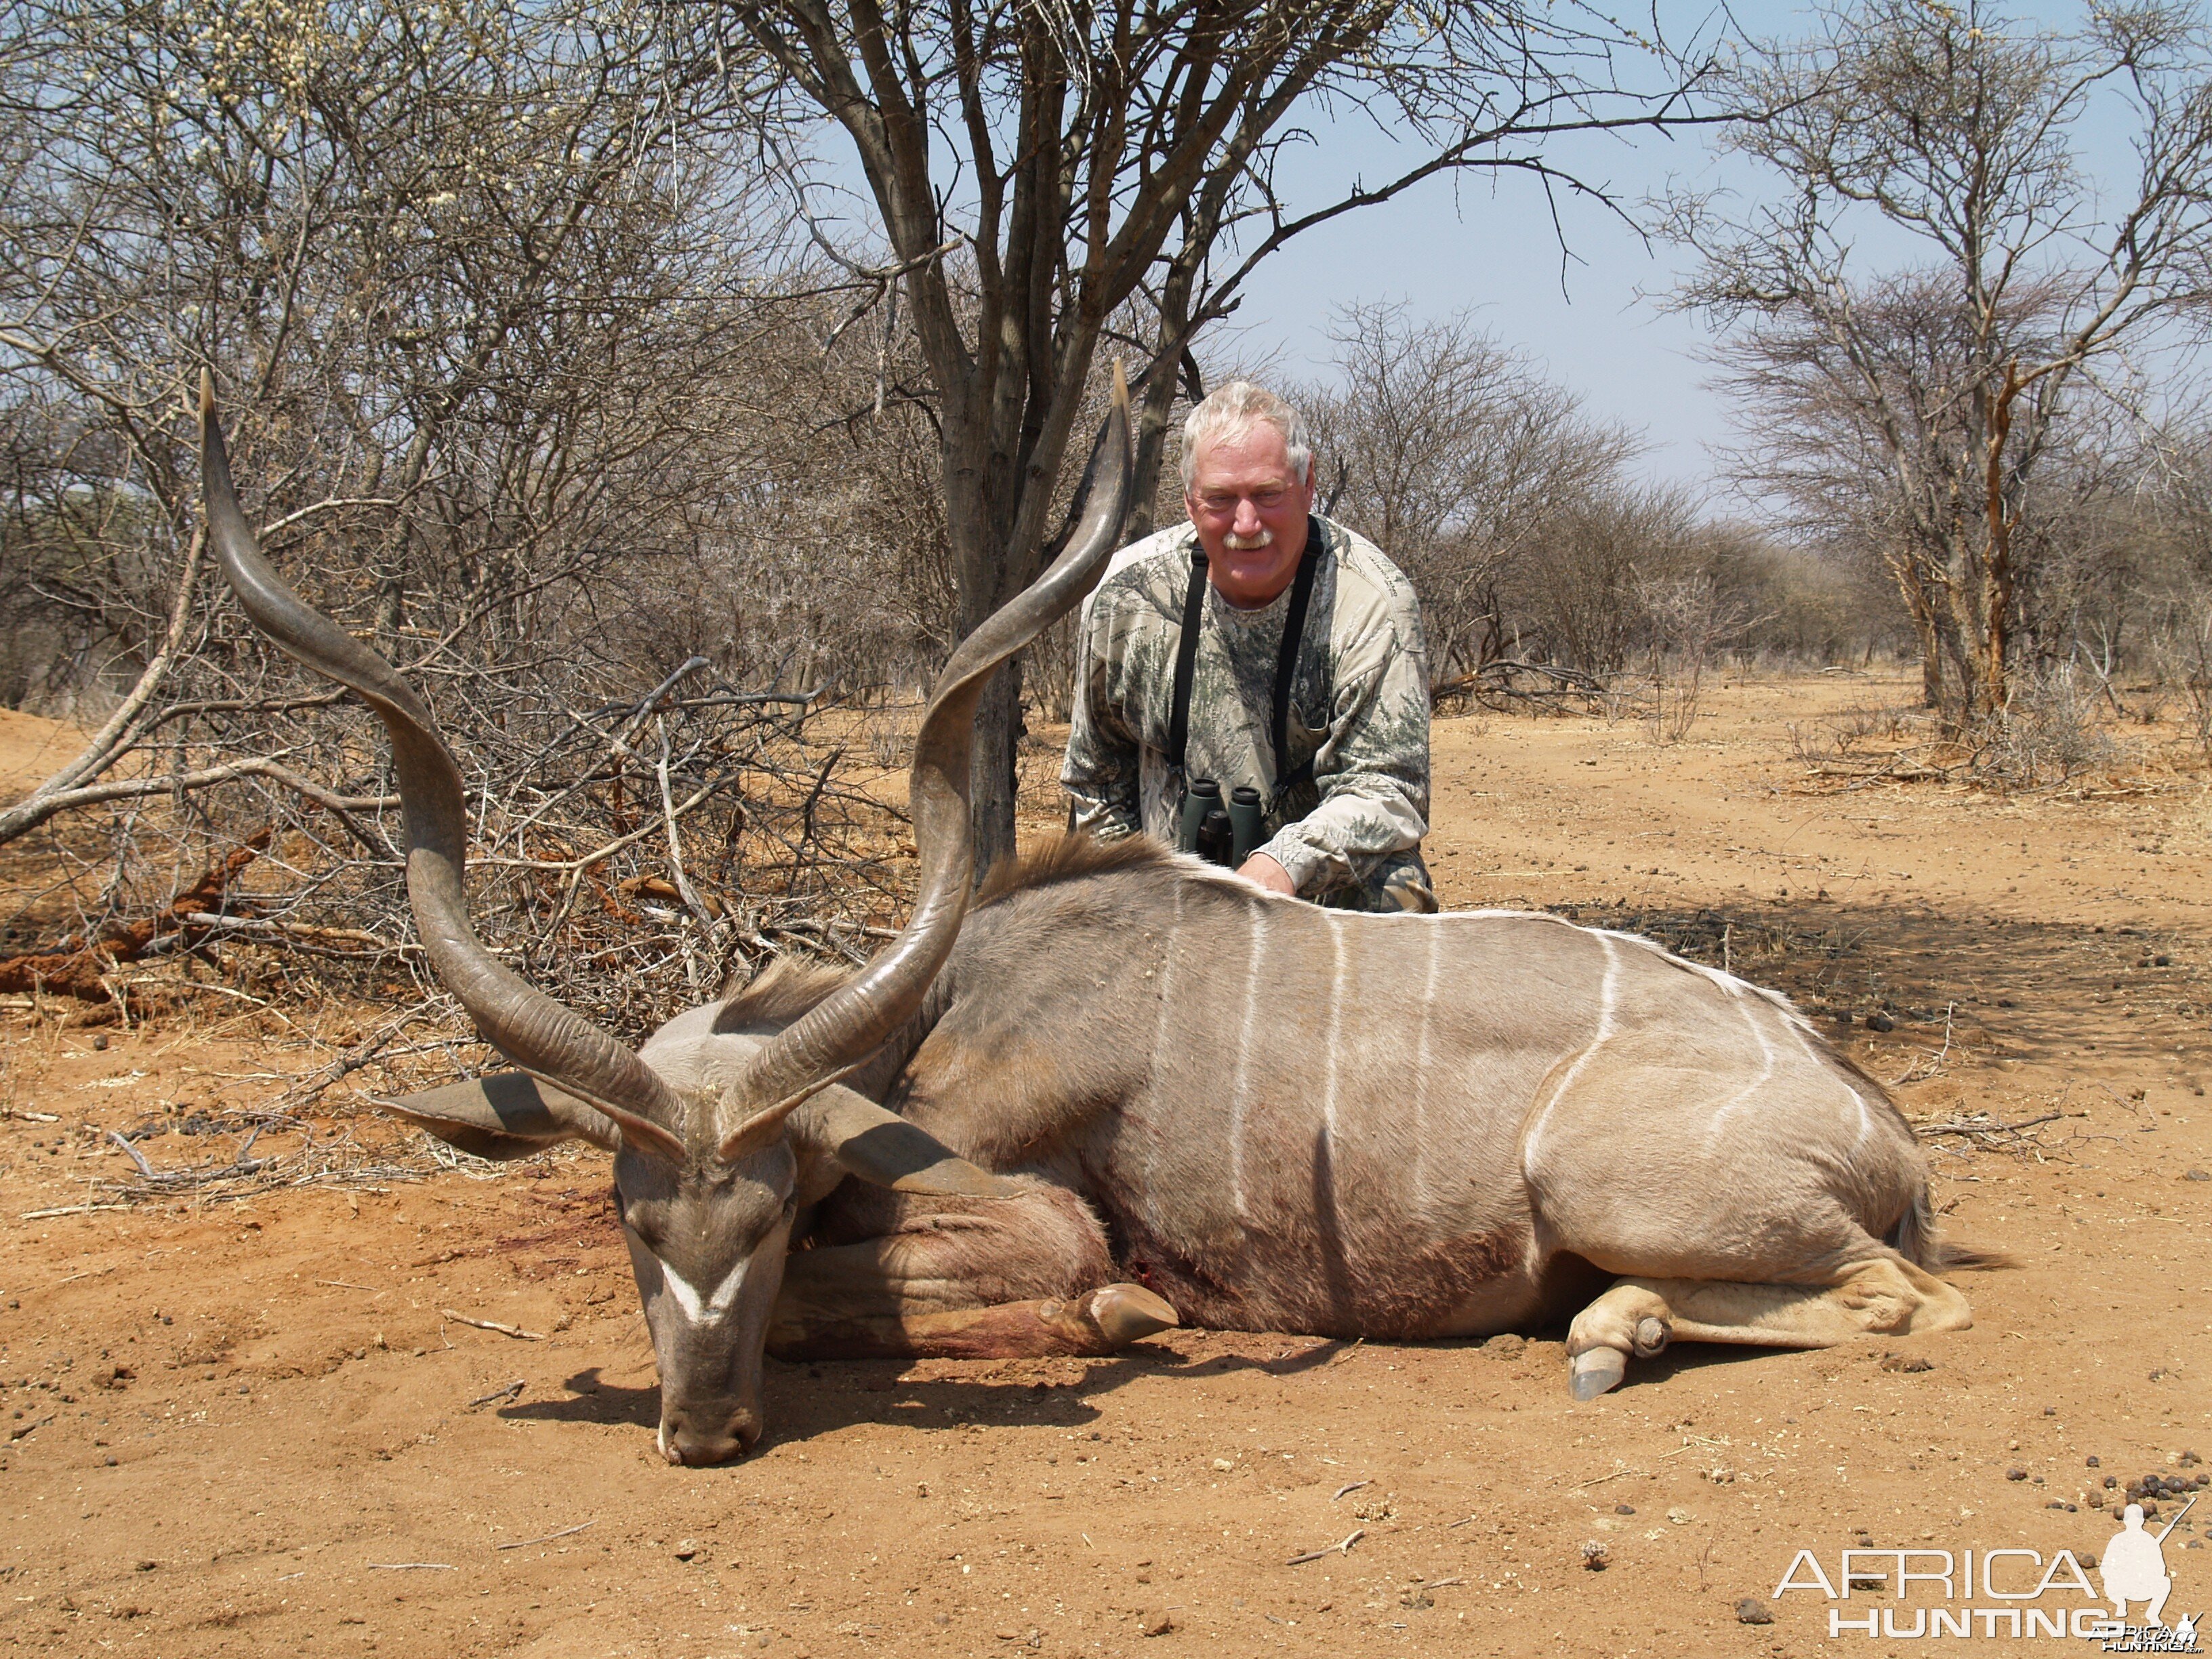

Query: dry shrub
<box><xmin>2147</xmin><ymin>591</ymin><xmax>2212</xmax><ymax>765</ymax></box>
<box><xmin>1979</xmin><ymin>663</ymin><xmax>2117</xmax><ymax>785</ymax></box>
<box><xmin>1788</xmin><ymin>703</ymin><xmax>1923</xmax><ymax>765</ymax></box>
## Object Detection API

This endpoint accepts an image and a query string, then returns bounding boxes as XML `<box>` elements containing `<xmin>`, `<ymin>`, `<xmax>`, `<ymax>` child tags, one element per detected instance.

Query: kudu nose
<box><xmin>659</xmin><ymin>1409</ymin><xmax>758</xmax><ymax>1467</ymax></box>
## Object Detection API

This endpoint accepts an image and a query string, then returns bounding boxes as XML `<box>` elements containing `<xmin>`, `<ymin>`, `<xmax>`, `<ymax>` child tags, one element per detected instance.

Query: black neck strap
<box><xmin>1168</xmin><ymin>547</ymin><xmax>1208</xmax><ymax>775</ymax></box>
<box><xmin>1167</xmin><ymin>516</ymin><xmax>1322</xmax><ymax>794</ymax></box>
<box><xmin>1273</xmin><ymin>518</ymin><xmax>1323</xmax><ymax>783</ymax></box>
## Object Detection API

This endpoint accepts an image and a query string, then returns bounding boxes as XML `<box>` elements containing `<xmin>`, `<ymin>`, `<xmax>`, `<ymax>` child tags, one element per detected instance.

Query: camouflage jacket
<box><xmin>1061</xmin><ymin>515</ymin><xmax>1431</xmax><ymax>897</ymax></box>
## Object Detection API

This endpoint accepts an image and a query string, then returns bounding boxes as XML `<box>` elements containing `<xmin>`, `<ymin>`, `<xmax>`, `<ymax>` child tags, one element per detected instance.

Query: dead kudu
<box><xmin>201</xmin><ymin>370</ymin><xmax>1983</xmax><ymax>1465</ymax></box>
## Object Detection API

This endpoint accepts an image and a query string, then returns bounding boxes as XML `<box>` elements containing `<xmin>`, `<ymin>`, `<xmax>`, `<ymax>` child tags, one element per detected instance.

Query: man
<box><xmin>1062</xmin><ymin>380</ymin><xmax>1435</xmax><ymax>912</ymax></box>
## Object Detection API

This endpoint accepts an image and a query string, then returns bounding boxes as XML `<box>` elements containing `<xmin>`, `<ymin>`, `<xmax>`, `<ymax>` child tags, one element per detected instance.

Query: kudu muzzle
<box><xmin>628</xmin><ymin>1219</ymin><xmax>791</xmax><ymax>1465</ymax></box>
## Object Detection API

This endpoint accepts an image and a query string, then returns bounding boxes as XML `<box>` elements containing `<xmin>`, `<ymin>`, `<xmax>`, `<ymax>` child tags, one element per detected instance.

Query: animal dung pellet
<box><xmin>2005</xmin><ymin>1467</ymin><xmax>2028</xmax><ymax>1481</ymax></box>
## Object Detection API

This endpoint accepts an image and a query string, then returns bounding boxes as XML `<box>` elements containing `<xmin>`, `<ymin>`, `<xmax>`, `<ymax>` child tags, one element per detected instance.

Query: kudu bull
<box><xmin>201</xmin><ymin>370</ymin><xmax>1980</xmax><ymax>1466</ymax></box>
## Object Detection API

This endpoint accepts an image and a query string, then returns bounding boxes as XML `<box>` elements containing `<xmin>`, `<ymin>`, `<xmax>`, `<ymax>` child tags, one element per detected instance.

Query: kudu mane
<box><xmin>717</xmin><ymin>835</ymin><xmax>1180</xmax><ymax>1030</ymax></box>
<box><xmin>714</xmin><ymin>956</ymin><xmax>857</xmax><ymax>1029</ymax></box>
<box><xmin>971</xmin><ymin>832</ymin><xmax>1175</xmax><ymax>905</ymax></box>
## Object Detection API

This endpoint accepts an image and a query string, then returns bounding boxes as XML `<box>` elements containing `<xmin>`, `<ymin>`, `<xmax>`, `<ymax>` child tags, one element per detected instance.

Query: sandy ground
<box><xmin>3</xmin><ymin>674</ymin><xmax>2211</xmax><ymax>1658</ymax></box>
<box><xmin>0</xmin><ymin>708</ymin><xmax>85</xmax><ymax>804</ymax></box>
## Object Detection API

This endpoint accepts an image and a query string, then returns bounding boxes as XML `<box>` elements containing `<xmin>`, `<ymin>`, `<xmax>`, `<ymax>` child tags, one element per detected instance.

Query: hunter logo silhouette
<box><xmin>2103</xmin><ymin>1496</ymin><xmax>2196</xmax><ymax>1629</ymax></box>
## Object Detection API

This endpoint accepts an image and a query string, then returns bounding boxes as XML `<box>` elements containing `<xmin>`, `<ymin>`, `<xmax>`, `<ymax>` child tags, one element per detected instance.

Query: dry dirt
<box><xmin>3</xmin><ymin>674</ymin><xmax>2211</xmax><ymax>1658</ymax></box>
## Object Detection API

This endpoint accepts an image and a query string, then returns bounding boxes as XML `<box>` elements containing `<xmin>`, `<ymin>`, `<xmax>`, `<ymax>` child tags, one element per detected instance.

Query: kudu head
<box><xmin>199</xmin><ymin>369</ymin><xmax>1132</xmax><ymax>1463</ymax></box>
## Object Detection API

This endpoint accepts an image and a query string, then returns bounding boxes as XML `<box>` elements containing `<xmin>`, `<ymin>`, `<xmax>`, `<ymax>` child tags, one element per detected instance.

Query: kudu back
<box><xmin>201</xmin><ymin>367</ymin><xmax>1982</xmax><ymax>1463</ymax></box>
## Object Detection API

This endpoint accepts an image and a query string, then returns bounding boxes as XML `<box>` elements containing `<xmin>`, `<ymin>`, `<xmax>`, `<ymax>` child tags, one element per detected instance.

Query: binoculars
<box><xmin>1176</xmin><ymin>779</ymin><xmax>1263</xmax><ymax>867</ymax></box>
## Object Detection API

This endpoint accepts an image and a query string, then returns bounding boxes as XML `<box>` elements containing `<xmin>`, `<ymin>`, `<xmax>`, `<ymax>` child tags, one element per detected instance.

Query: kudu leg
<box><xmin>769</xmin><ymin>1183</ymin><xmax>1176</xmax><ymax>1361</ymax></box>
<box><xmin>767</xmin><ymin>1281</ymin><xmax>1177</xmax><ymax>1362</ymax></box>
<box><xmin>1564</xmin><ymin>1258</ymin><xmax>1973</xmax><ymax>1399</ymax></box>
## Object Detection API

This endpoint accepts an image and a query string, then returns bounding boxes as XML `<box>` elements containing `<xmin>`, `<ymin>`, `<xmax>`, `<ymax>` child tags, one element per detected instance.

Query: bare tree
<box><xmin>729</xmin><ymin>0</ymin><xmax>1726</xmax><ymax>869</ymax></box>
<box><xmin>1510</xmin><ymin>483</ymin><xmax>1702</xmax><ymax>678</ymax></box>
<box><xmin>0</xmin><ymin>0</ymin><xmax>964</xmax><ymax>1029</ymax></box>
<box><xmin>1305</xmin><ymin>301</ymin><xmax>1638</xmax><ymax>686</ymax></box>
<box><xmin>1665</xmin><ymin>0</ymin><xmax>2212</xmax><ymax>727</ymax></box>
<box><xmin>0</xmin><ymin>0</ymin><xmax>774</xmax><ymax>846</ymax></box>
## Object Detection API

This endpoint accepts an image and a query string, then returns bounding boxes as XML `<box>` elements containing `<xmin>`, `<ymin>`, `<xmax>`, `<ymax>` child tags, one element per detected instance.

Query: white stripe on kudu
<box><xmin>1322</xmin><ymin>914</ymin><xmax>1347</xmax><ymax>1143</ymax></box>
<box><xmin>1228</xmin><ymin>905</ymin><xmax>1269</xmax><ymax>1221</ymax></box>
<box><xmin>1704</xmin><ymin>988</ymin><xmax>1780</xmax><ymax>1145</ymax></box>
<box><xmin>658</xmin><ymin>1256</ymin><xmax>749</xmax><ymax>1325</ymax></box>
<box><xmin>1139</xmin><ymin>881</ymin><xmax>1188</xmax><ymax>1237</ymax></box>
<box><xmin>1410</xmin><ymin>914</ymin><xmax>1441</xmax><ymax>1211</ymax></box>
<box><xmin>1521</xmin><ymin>930</ymin><xmax>1621</xmax><ymax>1172</ymax></box>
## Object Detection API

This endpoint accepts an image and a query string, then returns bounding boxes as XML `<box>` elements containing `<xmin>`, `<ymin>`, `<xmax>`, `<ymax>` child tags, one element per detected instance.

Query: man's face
<box><xmin>1185</xmin><ymin>419</ymin><xmax>1313</xmax><ymax>608</ymax></box>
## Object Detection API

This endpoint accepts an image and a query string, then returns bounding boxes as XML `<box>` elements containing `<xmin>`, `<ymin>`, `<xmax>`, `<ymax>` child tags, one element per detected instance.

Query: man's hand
<box><xmin>1235</xmin><ymin>852</ymin><xmax>1296</xmax><ymax>896</ymax></box>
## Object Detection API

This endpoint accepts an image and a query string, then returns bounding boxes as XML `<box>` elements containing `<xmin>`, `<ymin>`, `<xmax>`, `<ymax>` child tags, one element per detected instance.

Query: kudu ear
<box><xmin>370</xmin><ymin>1072</ymin><xmax>622</xmax><ymax>1161</ymax></box>
<box><xmin>790</xmin><ymin>1085</ymin><xmax>1018</xmax><ymax>1199</ymax></box>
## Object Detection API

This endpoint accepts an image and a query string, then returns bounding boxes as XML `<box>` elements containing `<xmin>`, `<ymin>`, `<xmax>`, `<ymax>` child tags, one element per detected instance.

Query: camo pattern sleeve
<box><xmin>1060</xmin><ymin>526</ymin><xmax>1193</xmax><ymax>842</ymax></box>
<box><xmin>1250</xmin><ymin>527</ymin><xmax>1430</xmax><ymax>896</ymax></box>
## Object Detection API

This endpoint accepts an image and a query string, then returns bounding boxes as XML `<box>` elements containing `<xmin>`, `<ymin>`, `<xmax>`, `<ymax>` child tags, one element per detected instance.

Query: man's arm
<box><xmin>1252</xmin><ymin>580</ymin><xmax>1430</xmax><ymax>895</ymax></box>
<box><xmin>1060</xmin><ymin>590</ymin><xmax>1145</xmax><ymax>840</ymax></box>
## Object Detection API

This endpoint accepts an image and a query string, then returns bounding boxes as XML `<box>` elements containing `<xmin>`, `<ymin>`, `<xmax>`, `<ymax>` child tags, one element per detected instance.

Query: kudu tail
<box><xmin>1889</xmin><ymin>1183</ymin><xmax>2013</xmax><ymax>1272</ymax></box>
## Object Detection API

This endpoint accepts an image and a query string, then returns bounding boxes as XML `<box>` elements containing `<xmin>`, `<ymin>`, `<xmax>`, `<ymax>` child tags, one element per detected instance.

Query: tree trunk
<box><xmin>1910</xmin><ymin>594</ymin><xmax>1943</xmax><ymax>712</ymax></box>
<box><xmin>941</xmin><ymin>417</ymin><xmax>1055</xmax><ymax>878</ymax></box>
<box><xmin>1126</xmin><ymin>258</ymin><xmax>1202</xmax><ymax>540</ymax></box>
<box><xmin>969</xmin><ymin>660</ymin><xmax>1024</xmax><ymax>876</ymax></box>
<box><xmin>1126</xmin><ymin>357</ymin><xmax>1184</xmax><ymax>544</ymax></box>
<box><xmin>1977</xmin><ymin>361</ymin><xmax>2023</xmax><ymax>720</ymax></box>
<box><xmin>1878</xmin><ymin>544</ymin><xmax>1946</xmax><ymax>713</ymax></box>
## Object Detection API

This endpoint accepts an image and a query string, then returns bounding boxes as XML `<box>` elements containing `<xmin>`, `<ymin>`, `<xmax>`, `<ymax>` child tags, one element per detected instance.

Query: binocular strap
<box><xmin>1166</xmin><ymin>518</ymin><xmax>1322</xmax><ymax>806</ymax></box>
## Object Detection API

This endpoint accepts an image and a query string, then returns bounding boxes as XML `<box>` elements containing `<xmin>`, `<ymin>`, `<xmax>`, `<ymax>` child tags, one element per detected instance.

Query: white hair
<box><xmin>1180</xmin><ymin>381</ymin><xmax>1312</xmax><ymax>490</ymax></box>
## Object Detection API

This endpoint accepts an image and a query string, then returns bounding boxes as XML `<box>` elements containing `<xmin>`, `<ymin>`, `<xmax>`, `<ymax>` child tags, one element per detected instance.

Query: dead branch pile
<box><xmin>1432</xmin><ymin>659</ymin><xmax>1609</xmax><ymax>714</ymax></box>
<box><xmin>1</xmin><ymin>663</ymin><xmax>917</xmax><ymax>1047</ymax></box>
<box><xmin>20</xmin><ymin>1109</ymin><xmax>466</xmax><ymax>1216</ymax></box>
<box><xmin>1910</xmin><ymin>1109</ymin><xmax>2070</xmax><ymax>1158</ymax></box>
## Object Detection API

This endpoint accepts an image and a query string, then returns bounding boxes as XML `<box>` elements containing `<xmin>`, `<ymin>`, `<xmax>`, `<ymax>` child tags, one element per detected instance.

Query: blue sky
<box><xmin>1218</xmin><ymin>111</ymin><xmax>1729</xmax><ymax>490</ymax></box>
<box><xmin>1214</xmin><ymin>1</ymin><xmax>2174</xmax><ymax>497</ymax></box>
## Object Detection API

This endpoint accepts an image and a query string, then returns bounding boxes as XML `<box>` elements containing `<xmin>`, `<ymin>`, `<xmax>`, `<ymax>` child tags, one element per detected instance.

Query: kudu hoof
<box><xmin>1088</xmin><ymin>1284</ymin><xmax>1179</xmax><ymax>1348</ymax></box>
<box><xmin>1568</xmin><ymin>1346</ymin><xmax>1628</xmax><ymax>1400</ymax></box>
